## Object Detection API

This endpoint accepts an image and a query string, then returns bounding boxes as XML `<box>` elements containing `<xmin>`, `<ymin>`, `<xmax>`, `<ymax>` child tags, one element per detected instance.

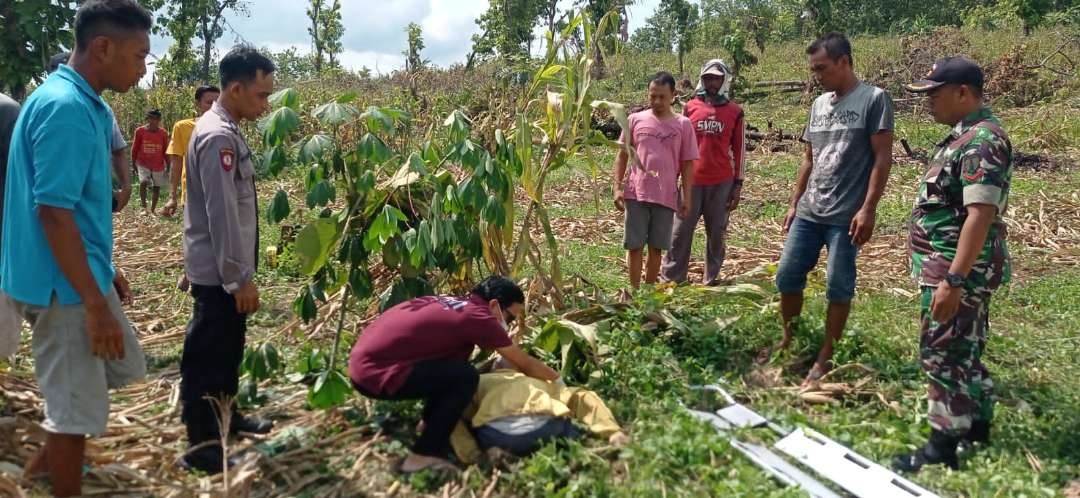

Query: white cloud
<box><xmin>421</xmin><ymin>0</ymin><xmax>486</xmax><ymax>43</ymax></box>
<box><xmin>139</xmin><ymin>0</ymin><xmax>665</xmax><ymax>84</ymax></box>
<box><xmin>338</xmin><ymin>49</ymin><xmax>406</xmax><ymax>74</ymax></box>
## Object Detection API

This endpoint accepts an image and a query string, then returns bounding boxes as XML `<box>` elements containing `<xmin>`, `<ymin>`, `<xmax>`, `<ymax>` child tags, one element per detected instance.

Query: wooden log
<box><xmin>741</xmin><ymin>87</ymin><xmax>806</xmax><ymax>99</ymax></box>
<box><xmin>751</xmin><ymin>80</ymin><xmax>806</xmax><ymax>88</ymax></box>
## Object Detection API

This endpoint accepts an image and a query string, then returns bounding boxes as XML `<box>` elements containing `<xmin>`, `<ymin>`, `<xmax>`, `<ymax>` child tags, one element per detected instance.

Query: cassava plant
<box><xmin>260</xmin><ymin>87</ymin><xmax>515</xmax><ymax>408</ymax></box>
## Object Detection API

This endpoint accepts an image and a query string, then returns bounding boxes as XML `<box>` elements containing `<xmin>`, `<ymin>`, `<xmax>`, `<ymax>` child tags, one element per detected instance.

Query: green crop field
<box><xmin>2</xmin><ymin>5</ymin><xmax>1079</xmax><ymax>497</ymax></box>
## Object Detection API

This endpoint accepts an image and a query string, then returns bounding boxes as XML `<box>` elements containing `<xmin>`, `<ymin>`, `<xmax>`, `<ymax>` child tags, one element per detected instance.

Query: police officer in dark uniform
<box><xmin>179</xmin><ymin>45</ymin><xmax>276</xmax><ymax>474</ymax></box>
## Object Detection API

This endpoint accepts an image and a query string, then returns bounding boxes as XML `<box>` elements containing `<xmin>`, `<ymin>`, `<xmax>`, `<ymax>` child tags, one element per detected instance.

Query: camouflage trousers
<box><xmin>919</xmin><ymin>286</ymin><xmax>994</xmax><ymax>436</ymax></box>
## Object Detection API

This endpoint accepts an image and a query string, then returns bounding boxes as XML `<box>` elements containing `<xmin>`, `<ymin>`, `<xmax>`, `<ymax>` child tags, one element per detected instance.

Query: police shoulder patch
<box><xmin>220</xmin><ymin>147</ymin><xmax>235</xmax><ymax>172</ymax></box>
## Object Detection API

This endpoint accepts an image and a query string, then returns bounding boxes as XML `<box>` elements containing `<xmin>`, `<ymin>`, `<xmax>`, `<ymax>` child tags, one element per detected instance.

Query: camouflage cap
<box><xmin>907</xmin><ymin>56</ymin><xmax>984</xmax><ymax>93</ymax></box>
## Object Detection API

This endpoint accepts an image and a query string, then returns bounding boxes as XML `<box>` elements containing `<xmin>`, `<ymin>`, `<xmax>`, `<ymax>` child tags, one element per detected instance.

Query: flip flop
<box><xmin>755</xmin><ymin>346</ymin><xmax>773</xmax><ymax>365</ymax></box>
<box><xmin>800</xmin><ymin>363</ymin><xmax>830</xmax><ymax>389</ymax></box>
<box><xmin>395</xmin><ymin>458</ymin><xmax>458</xmax><ymax>476</ymax></box>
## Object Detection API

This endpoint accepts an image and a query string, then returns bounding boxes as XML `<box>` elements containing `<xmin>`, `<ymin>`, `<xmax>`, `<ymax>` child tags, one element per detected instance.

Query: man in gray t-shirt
<box><xmin>799</xmin><ymin>81</ymin><xmax>894</xmax><ymax>224</ymax></box>
<box><xmin>109</xmin><ymin>114</ymin><xmax>132</xmax><ymax>211</ymax></box>
<box><xmin>763</xmin><ymin>32</ymin><xmax>894</xmax><ymax>386</ymax></box>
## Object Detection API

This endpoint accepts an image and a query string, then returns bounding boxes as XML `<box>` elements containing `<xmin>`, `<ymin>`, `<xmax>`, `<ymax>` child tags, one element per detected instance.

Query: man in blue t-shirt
<box><xmin>1</xmin><ymin>1</ymin><xmax>152</xmax><ymax>495</ymax></box>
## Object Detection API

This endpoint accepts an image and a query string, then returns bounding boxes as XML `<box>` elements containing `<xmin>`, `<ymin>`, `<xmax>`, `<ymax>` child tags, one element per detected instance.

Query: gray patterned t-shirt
<box><xmin>798</xmin><ymin>81</ymin><xmax>894</xmax><ymax>226</ymax></box>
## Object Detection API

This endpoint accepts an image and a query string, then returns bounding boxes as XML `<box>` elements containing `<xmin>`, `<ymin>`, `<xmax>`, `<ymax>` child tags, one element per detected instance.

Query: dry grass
<box><xmin>1</xmin><ymin>129</ymin><xmax>1078</xmax><ymax>497</ymax></box>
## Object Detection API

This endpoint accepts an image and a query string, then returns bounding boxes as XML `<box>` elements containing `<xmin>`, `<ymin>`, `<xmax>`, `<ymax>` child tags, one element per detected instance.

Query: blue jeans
<box><xmin>775</xmin><ymin>217</ymin><xmax>858</xmax><ymax>303</ymax></box>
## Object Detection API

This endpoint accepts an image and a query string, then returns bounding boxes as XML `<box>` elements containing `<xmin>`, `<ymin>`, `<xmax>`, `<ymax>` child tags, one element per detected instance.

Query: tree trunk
<box><xmin>200</xmin><ymin>14</ymin><xmax>212</xmax><ymax>83</ymax></box>
<box><xmin>310</xmin><ymin>0</ymin><xmax>324</xmax><ymax>72</ymax></box>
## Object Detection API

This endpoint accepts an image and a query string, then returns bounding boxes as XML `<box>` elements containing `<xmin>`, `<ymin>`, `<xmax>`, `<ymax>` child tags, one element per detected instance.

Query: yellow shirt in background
<box><xmin>166</xmin><ymin>118</ymin><xmax>196</xmax><ymax>204</ymax></box>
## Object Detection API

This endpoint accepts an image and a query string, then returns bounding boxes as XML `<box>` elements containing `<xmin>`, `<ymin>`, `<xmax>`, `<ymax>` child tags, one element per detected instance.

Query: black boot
<box><xmin>963</xmin><ymin>420</ymin><xmax>991</xmax><ymax>444</ymax></box>
<box><xmin>230</xmin><ymin>411</ymin><xmax>273</xmax><ymax>435</ymax></box>
<box><xmin>180</xmin><ymin>442</ymin><xmax>227</xmax><ymax>474</ymax></box>
<box><xmin>180</xmin><ymin>423</ymin><xmax>232</xmax><ymax>475</ymax></box>
<box><xmin>892</xmin><ymin>430</ymin><xmax>960</xmax><ymax>473</ymax></box>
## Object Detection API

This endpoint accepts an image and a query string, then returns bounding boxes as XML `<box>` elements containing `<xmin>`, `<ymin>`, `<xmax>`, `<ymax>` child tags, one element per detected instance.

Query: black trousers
<box><xmin>180</xmin><ymin>284</ymin><xmax>247</xmax><ymax>443</ymax></box>
<box><xmin>355</xmin><ymin>359</ymin><xmax>479</xmax><ymax>458</ymax></box>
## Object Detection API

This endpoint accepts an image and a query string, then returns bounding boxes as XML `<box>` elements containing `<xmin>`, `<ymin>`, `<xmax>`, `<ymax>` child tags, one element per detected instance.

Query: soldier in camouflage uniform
<box><xmin>894</xmin><ymin>57</ymin><xmax>1012</xmax><ymax>473</ymax></box>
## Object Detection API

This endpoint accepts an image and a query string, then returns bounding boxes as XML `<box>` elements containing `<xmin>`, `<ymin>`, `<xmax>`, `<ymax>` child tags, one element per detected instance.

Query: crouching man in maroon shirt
<box><xmin>348</xmin><ymin>276</ymin><xmax>560</xmax><ymax>473</ymax></box>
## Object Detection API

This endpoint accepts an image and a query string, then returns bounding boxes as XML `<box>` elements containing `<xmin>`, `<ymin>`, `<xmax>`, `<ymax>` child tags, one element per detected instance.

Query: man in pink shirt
<box><xmin>613</xmin><ymin>71</ymin><xmax>699</xmax><ymax>289</ymax></box>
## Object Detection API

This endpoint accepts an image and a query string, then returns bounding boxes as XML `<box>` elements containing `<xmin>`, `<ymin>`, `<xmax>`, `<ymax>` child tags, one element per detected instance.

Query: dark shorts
<box><xmin>474</xmin><ymin>417</ymin><xmax>583</xmax><ymax>456</ymax></box>
<box><xmin>623</xmin><ymin>199</ymin><xmax>674</xmax><ymax>251</ymax></box>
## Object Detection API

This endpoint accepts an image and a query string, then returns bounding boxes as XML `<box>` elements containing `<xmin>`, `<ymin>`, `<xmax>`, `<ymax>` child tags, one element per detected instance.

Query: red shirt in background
<box><xmin>131</xmin><ymin>126</ymin><xmax>168</xmax><ymax>171</ymax></box>
<box><xmin>683</xmin><ymin>98</ymin><xmax>745</xmax><ymax>186</ymax></box>
<box><xmin>348</xmin><ymin>294</ymin><xmax>513</xmax><ymax>395</ymax></box>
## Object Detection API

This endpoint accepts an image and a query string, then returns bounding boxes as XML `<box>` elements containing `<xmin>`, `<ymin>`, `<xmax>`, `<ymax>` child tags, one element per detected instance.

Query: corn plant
<box><xmin>482</xmin><ymin>9</ymin><xmax>633</xmax><ymax>308</ymax></box>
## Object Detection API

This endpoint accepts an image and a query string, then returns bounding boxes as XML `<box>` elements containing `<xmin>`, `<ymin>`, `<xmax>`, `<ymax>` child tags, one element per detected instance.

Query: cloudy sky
<box><xmin>148</xmin><ymin>0</ymin><xmax>661</xmax><ymax>76</ymax></box>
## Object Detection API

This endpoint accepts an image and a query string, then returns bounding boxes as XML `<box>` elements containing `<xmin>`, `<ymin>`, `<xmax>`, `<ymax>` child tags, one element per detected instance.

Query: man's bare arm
<box><xmin>791</xmin><ymin>144</ymin><xmax>814</xmax><ymax>208</ymax></box>
<box><xmin>950</xmin><ymin>204</ymin><xmax>997</xmax><ymax>277</ymax></box>
<box><xmin>613</xmin><ymin>148</ymin><xmax>629</xmax><ymax>210</ymax></box>
<box><xmin>849</xmin><ymin>131</ymin><xmax>894</xmax><ymax>245</ymax></box>
<box><xmin>783</xmin><ymin>144</ymin><xmax>814</xmax><ymax>233</ymax></box>
<box><xmin>39</xmin><ymin>206</ymin><xmax>123</xmax><ymax>359</ymax></box>
<box><xmin>496</xmin><ymin>344</ymin><xmax>559</xmax><ymax>382</ymax></box>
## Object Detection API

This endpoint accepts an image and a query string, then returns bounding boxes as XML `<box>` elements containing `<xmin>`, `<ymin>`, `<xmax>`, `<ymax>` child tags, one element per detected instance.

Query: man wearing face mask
<box><xmin>662</xmin><ymin>59</ymin><xmax>746</xmax><ymax>286</ymax></box>
<box><xmin>348</xmin><ymin>276</ymin><xmax>560</xmax><ymax>473</ymax></box>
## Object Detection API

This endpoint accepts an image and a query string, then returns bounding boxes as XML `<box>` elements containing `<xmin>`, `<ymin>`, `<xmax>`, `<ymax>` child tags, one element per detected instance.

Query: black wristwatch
<box><xmin>944</xmin><ymin>272</ymin><xmax>967</xmax><ymax>288</ymax></box>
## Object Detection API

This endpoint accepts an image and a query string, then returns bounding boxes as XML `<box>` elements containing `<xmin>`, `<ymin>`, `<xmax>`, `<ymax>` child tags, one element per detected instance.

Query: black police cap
<box><xmin>906</xmin><ymin>56</ymin><xmax>984</xmax><ymax>93</ymax></box>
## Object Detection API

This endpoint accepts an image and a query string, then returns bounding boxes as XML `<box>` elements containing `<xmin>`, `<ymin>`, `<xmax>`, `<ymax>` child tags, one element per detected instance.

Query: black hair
<box><xmin>73</xmin><ymin>0</ymin><xmax>153</xmax><ymax>51</ymax></box>
<box><xmin>147</xmin><ymin>109</ymin><xmax>161</xmax><ymax>117</ymax></box>
<box><xmin>649</xmin><ymin>71</ymin><xmax>677</xmax><ymax>93</ymax></box>
<box><xmin>195</xmin><ymin>85</ymin><xmax>220</xmax><ymax>101</ymax></box>
<box><xmin>471</xmin><ymin>276</ymin><xmax>525</xmax><ymax>310</ymax></box>
<box><xmin>47</xmin><ymin>52</ymin><xmax>71</xmax><ymax>74</ymax></box>
<box><xmin>807</xmin><ymin>32</ymin><xmax>853</xmax><ymax>66</ymax></box>
<box><xmin>219</xmin><ymin>45</ymin><xmax>276</xmax><ymax>89</ymax></box>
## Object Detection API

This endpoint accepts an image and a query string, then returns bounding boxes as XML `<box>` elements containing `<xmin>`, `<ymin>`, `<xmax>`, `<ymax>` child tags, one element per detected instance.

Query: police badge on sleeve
<box><xmin>220</xmin><ymin>148</ymin><xmax>235</xmax><ymax>172</ymax></box>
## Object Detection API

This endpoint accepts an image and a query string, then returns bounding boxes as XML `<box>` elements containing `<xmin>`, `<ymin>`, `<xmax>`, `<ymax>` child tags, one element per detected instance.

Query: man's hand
<box><xmin>113</xmin><ymin>271</ymin><xmax>133</xmax><ymax>306</ymax></box>
<box><xmin>113</xmin><ymin>186</ymin><xmax>132</xmax><ymax>212</ymax></box>
<box><xmin>677</xmin><ymin>197</ymin><xmax>691</xmax><ymax>219</ymax></box>
<box><xmin>930</xmin><ymin>280</ymin><xmax>963</xmax><ymax>324</ymax></box>
<box><xmin>496</xmin><ymin>344</ymin><xmax>559</xmax><ymax>382</ymax></box>
<box><xmin>848</xmin><ymin>207</ymin><xmax>876</xmax><ymax>246</ymax></box>
<box><xmin>614</xmin><ymin>190</ymin><xmax>626</xmax><ymax>212</ymax></box>
<box><xmin>782</xmin><ymin>207</ymin><xmax>797</xmax><ymax>235</ymax></box>
<box><xmin>161</xmin><ymin>198</ymin><xmax>178</xmax><ymax>218</ymax></box>
<box><xmin>727</xmin><ymin>185</ymin><xmax>742</xmax><ymax>211</ymax></box>
<box><xmin>233</xmin><ymin>281</ymin><xmax>260</xmax><ymax>314</ymax></box>
<box><xmin>86</xmin><ymin>302</ymin><xmax>124</xmax><ymax>360</ymax></box>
